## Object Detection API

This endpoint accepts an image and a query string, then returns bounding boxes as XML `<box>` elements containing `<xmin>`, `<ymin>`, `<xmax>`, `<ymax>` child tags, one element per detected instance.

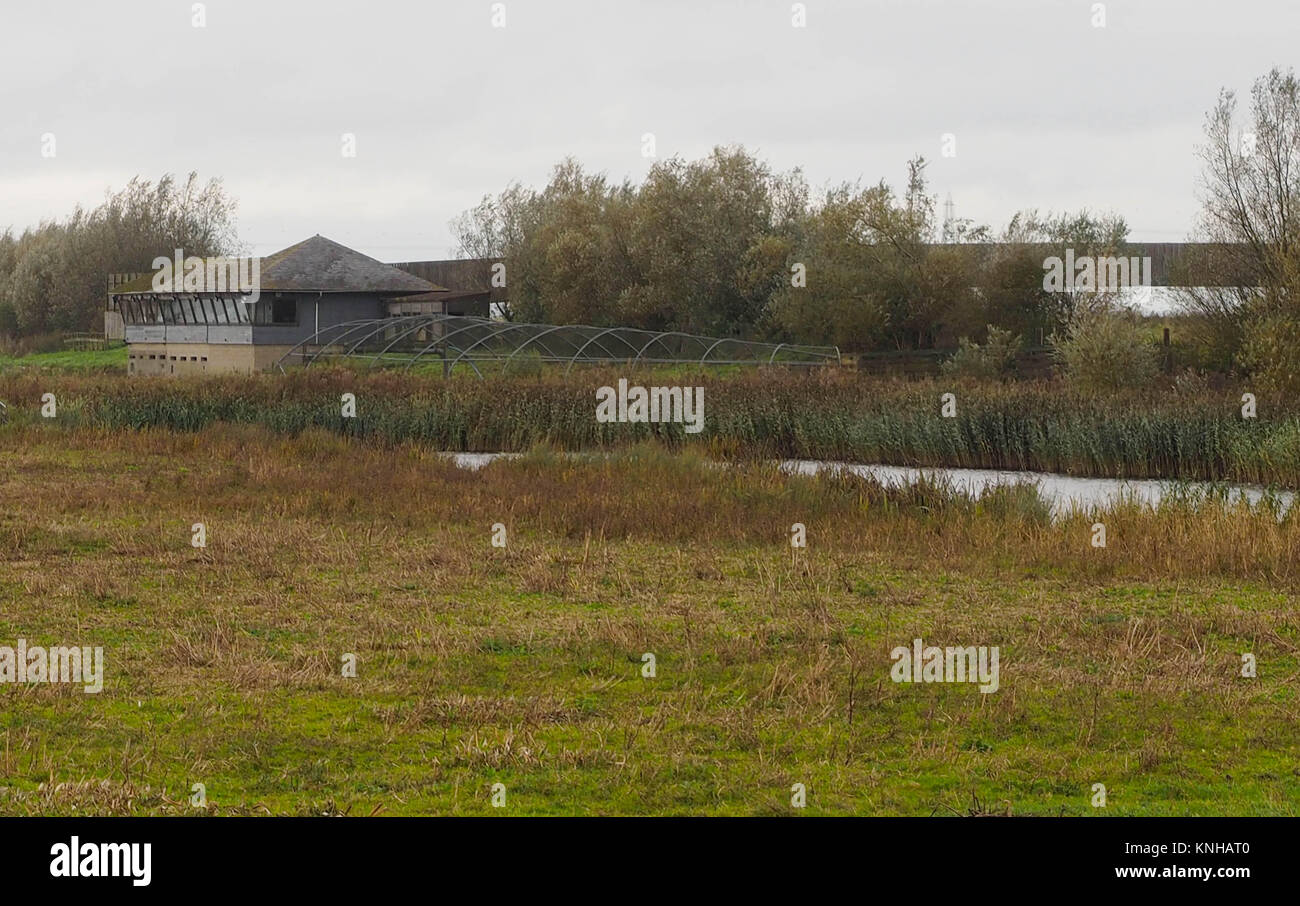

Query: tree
<box><xmin>1189</xmin><ymin>67</ymin><xmax>1300</xmax><ymax>383</ymax></box>
<box><xmin>1052</xmin><ymin>301</ymin><xmax>1158</xmax><ymax>393</ymax></box>
<box><xmin>452</xmin><ymin>148</ymin><xmax>803</xmax><ymax>335</ymax></box>
<box><xmin>0</xmin><ymin>172</ymin><xmax>239</xmax><ymax>338</ymax></box>
<box><xmin>767</xmin><ymin>158</ymin><xmax>986</xmax><ymax>351</ymax></box>
<box><xmin>620</xmin><ymin>147</ymin><xmax>800</xmax><ymax>336</ymax></box>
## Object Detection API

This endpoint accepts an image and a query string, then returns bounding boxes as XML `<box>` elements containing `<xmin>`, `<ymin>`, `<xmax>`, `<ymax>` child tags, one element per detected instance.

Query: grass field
<box><xmin>2</xmin><ymin>422</ymin><xmax>1299</xmax><ymax>816</ymax></box>
<box><xmin>0</xmin><ymin>345</ymin><xmax>127</xmax><ymax>375</ymax></box>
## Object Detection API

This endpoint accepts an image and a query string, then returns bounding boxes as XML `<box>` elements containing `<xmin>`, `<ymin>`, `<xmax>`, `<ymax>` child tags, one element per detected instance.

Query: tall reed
<box><xmin>3</xmin><ymin>369</ymin><xmax>1297</xmax><ymax>486</ymax></box>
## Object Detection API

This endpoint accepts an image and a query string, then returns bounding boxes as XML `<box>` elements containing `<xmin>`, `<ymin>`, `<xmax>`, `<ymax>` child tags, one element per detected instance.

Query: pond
<box><xmin>441</xmin><ymin>452</ymin><xmax>1295</xmax><ymax>518</ymax></box>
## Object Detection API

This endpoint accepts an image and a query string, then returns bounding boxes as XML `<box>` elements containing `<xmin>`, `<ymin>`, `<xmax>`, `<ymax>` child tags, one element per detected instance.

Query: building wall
<box><xmin>391</xmin><ymin>259</ymin><xmax>506</xmax><ymax>301</ymax></box>
<box><xmin>122</xmin><ymin>292</ymin><xmax>388</xmax><ymax>375</ymax></box>
<box><xmin>250</xmin><ymin>293</ymin><xmax>387</xmax><ymax>347</ymax></box>
<box><xmin>126</xmin><ymin>343</ymin><xmax>296</xmax><ymax>376</ymax></box>
<box><xmin>124</xmin><ymin>325</ymin><xmax>253</xmax><ymax>344</ymax></box>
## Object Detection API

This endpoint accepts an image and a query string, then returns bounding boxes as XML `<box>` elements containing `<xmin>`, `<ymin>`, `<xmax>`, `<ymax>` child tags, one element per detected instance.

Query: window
<box><xmin>272</xmin><ymin>296</ymin><xmax>297</xmax><ymax>325</ymax></box>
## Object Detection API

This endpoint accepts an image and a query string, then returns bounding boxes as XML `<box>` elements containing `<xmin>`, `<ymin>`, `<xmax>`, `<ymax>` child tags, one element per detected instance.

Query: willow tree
<box><xmin>0</xmin><ymin>172</ymin><xmax>239</xmax><ymax>337</ymax></box>
<box><xmin>1190</xmin><ymin>67</ymin><xmax>1300</xmax><ymax>384</ymax></box>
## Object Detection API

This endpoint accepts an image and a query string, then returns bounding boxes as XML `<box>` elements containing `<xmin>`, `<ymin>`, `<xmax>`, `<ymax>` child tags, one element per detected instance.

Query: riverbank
<box><xmin>2</xmin><ymin>368</ymin><xmax>1299</xmax><ymax>486</ymax></box>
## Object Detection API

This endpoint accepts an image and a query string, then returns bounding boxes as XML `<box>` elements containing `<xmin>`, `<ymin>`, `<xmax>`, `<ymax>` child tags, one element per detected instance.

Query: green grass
<box><xmin>1</xmin><ymin>424</ymin><xmax>1299</xmax><ymax>816</ymax></box>
<box><xmin>0</xmin><ymin>344</ymin><xmax>127</xmax><ymax>374</ymax></box>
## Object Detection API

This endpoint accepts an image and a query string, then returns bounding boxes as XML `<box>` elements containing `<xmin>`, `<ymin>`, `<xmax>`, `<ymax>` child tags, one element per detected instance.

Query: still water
<box><xmin>442</xmin><ymin>452</ymin><xmax>1295</xmax><ymax>518</ymax></box>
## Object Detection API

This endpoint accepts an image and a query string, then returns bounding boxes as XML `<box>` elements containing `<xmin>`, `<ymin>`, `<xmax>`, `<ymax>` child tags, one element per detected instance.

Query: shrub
<box><xmin>1241</xmin><ymin>309</ymin><xmax>1300</xmax><ymax>396</ymax></box>
<box><xmin>941</xmin><ymin>326</ymin><xmax>1021</xmax><ymax>380</ymax></box>
<box><xmin>1051</xmin><ymin>306</ymin><xmax>1158</xmax><ymax>392</ymax></box>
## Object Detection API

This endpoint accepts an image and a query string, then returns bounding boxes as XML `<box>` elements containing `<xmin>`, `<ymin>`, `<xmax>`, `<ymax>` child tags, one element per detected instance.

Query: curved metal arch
<box><xmin>388</xmin><ymin>314</ymin><xmax>491</xmax><ymax>378</ymax></box>
<box><xmin>633</xmin><ymin>331</ymin><xmax>704</xmax><ymax>365</ymax></box>
<box><xmin>275</xmin><ymin>318</ymin><xmax>406</xmax><ymax>372</ymax></box>
<box><xmin>274</xmin><ymin>314</ymin><xmax>841</xmax><ymax>375</ymax></box>
<box><xmin>303</xmin><ymin>318</ymin><xmax>417</xmax><ymax>367</ymax></box>
<box><xmin>401</xmin><ymin>319</ymin><xmax>520</xmax><ymax>374</ymax></box>
<box><xmin>563</xmin><ymin>327</ymin><xmax>645</xmax><ymax>374</ymax></box>
<box><xmin>340</xmin><ymin>315</ymin><xmax>433</xmax><ymax>360</ymax></box>
<box><xmin>441</xmin><ymin>322</ymin><xmax>539</xmax><ymax>375</ymax></box>
<box><xmin>401</xmin><ymin>318</ymin><xmax>518</xmax><ymax>371</ymax></box>
<box><xmin>388</xmin><ymin>314</ymin><xmax>491</xmax><ymax>377</ymax></box>
<box><xmin>697</xmin><ymin>336</ymin><xmax>743</xmax><ymax>364</ymax></box>
<box><xmin>304</xmin><ymin>319</ymin><xmax>402</xmax><ymax>364</ymax></box>
<box><xmin>362</xmin><ymin>316</ymin><xmax>447</xmax><ymax>367</ymax></box>
<box><xmin>503</xmin><ymin>324</ymin><xmax>577</xmax><ymax>371</ymax></box>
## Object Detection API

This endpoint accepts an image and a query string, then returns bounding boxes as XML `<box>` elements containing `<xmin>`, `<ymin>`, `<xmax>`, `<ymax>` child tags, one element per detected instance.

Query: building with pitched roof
<box><xmin>109</xmin><ymin>235</ymin><xmax>459</xmax><ymax>375</ymax></box>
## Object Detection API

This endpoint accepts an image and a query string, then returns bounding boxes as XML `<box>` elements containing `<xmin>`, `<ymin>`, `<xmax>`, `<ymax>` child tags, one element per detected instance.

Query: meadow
<box><xmin>1</xmin><ymin>418</ymin><xmax>1299</xmax><ymax>816</ymax></box>
<box><xmin>0</xmin><ymin>344</ymin><xmax>127</xmax><ymax>375</ymax></box>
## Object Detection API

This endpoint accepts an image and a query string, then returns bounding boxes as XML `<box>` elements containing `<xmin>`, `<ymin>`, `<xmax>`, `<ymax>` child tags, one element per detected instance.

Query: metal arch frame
<box><xmin>398</xmin><ymin>318</ymin><xmax>521</xmax><ymax>374</ymax></box>
<box><xmin>698</xmin><ymin>336</ymin><xmax>741</xmax><ymax>364</ymax></box>
<box><xmin>502</xmin><ymin>324</ymin><xmax>577</xmax><ymax>371</ymax></box>
<box><xmin>437</xmin><ymin>322</ymin><xmax>538</xmax><ymax>375</ymax></box>
<box><xmin>364</xmin><ymin>315</ymin><xmax>452</xmax><ymax>367</ymax></box>
<box><xmin>563</xmin><ymin>327</ymin><xmax>645</xmax><ymax>373</ymax></box>
<box><xmin>273</xmin><ymin>314</ymin><xmax>841</xmax><ymax>374</ymax></box>
<box><xmin>340</xmin><ymin>315</ymin><xmax>433</xmax><ymax>361</ymax></box>
<box><xmin>335</xmin><ymin>314</ymin><xmax>455</xmax><ymax>367</ymax></box>
<box><xmin>276</xmin><ymin>318</ymin><xmax>404</xmax><ymax>372</ymax></box>
<box><xmin>632</xmin><ymin>331</ymin><xmax>703</xmax><ymax>366</ymax></box>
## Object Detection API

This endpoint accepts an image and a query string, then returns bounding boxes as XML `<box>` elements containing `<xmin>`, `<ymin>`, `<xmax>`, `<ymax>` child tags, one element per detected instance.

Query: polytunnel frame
<box><xmin>274</xmin><ymin>315</ymin><xmax>839</xmax><ymax>375</ymax></box>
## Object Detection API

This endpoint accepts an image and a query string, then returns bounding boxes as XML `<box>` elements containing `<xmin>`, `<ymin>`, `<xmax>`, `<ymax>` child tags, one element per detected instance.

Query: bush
<box><xmin>941</xmin><ymin>325</ymin><xmax>1021</xmax><ymax>380</ymax></box>
<box><xmin>1241</xmin><ymin>309</ymin><xmax>1300</xmax><ymax>396</ymax></box>
<box><xmin>1051</xmin><ymin>306</ymin><xmax>1158</xmax><ymax>392</ymax></box>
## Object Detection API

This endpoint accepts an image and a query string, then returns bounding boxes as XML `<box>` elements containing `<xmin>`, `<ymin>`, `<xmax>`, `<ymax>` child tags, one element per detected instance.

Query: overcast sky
<box><xmin>1</xmin><ymin>0</ymin><xmax>1296</xmax><ymax>260</ymax></box>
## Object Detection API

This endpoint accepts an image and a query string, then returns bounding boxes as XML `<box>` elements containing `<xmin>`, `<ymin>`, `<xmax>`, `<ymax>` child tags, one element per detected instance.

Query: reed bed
<box><xmin>4</xmin><ymin>423</ymin><xmax>1298</xmax><ymax>582</ymax></box>
<box><xmin>2</xmin><ymin>368</ymin><xmax>1298</xmax><ymax>486</ymax></box>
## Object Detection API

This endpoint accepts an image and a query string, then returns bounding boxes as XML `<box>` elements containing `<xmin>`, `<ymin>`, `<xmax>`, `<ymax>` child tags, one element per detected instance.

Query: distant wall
<box><xmin>104</xmin><ymin>310</ymin><xmax>124</xmax><ymax>340</ymax></box>
<box><xmin>391</xmin><ymin>259</ymin><xmax>507</xmax><ymax>303</ymax></box>
<box><xmin>934</xmin><ymin>242</ymin><xmax>1257</xmax><ymax>287</ymax></box>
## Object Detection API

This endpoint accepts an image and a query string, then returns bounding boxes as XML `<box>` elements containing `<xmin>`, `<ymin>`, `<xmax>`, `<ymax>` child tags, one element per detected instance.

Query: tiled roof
<box><xmin>113</xmin><ymin>235</ymin><xmax>445</xmax><ymax>295</ymax></box>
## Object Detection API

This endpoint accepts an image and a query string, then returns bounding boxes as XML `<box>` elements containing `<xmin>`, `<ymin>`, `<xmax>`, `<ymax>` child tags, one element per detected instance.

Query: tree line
<box><xmin>451</xmin><ymin>149</ymin><xmax>1131</xmax><ymax>353</ymax></box>
<box><xmin>3</xmin><ymin>68</ymin><xmax>1298</xmax><ymax>394</ymax></box>
<box><xmin>452</xmin><ymin>67</ymin><xmax>1300</xmax><ymax>392</ymax></box>
<box><xmin>0</xmin><ymin>173</ymin><xmax>238</xmax><ymax>348</ymax></box>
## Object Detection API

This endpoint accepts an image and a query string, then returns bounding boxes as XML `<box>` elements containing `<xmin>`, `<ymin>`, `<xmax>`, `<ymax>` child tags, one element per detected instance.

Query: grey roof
<box><xmin>113</xmin><ymin>235</ymin><xmax>445</xmax><ymax>295</ymax></box>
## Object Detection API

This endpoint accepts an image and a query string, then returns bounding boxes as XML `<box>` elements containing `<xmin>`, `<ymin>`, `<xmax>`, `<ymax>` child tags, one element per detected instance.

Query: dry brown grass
<box><xmin>1</xmin><ymin>423</ymin><xmax>1299</xmax><ymax>815</ymax></box>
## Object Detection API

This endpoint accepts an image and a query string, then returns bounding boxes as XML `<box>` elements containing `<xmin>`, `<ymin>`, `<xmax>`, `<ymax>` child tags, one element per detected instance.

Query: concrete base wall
<box><xmin>126</xmin><ymin>343</ymin><xmax>294</xmax><ymax>376</ymax></box>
